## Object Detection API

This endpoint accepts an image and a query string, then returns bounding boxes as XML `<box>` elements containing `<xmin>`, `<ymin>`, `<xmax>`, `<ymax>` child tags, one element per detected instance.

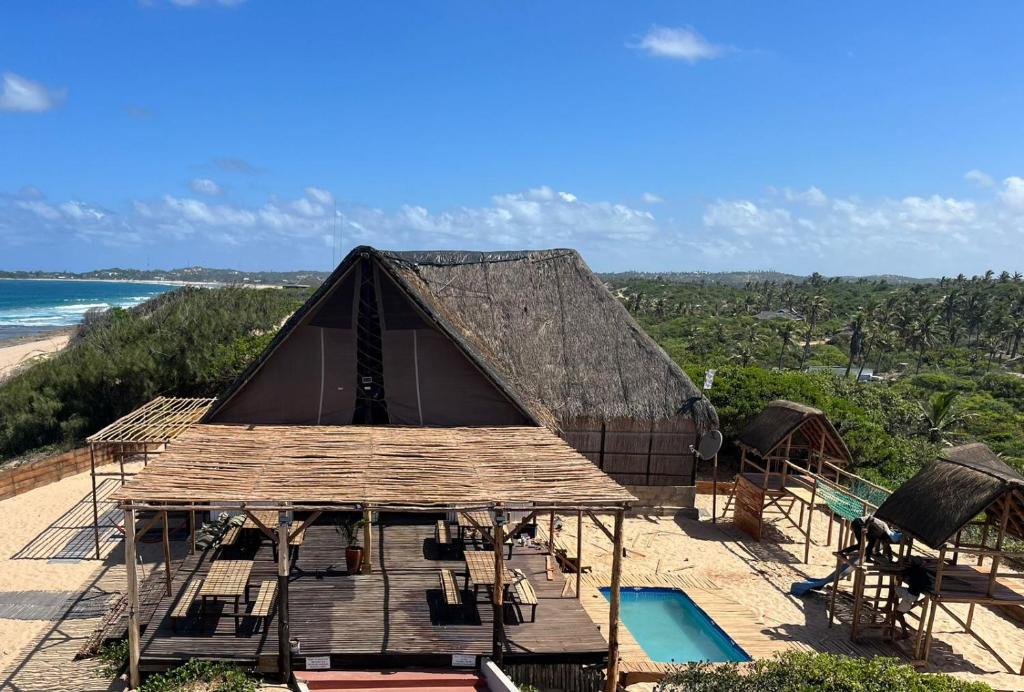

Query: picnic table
<box><xmin>463</xmin><ymin>549</ymin><xmax>515</xmax><ymax>602</ymax></box>
<box><xmin>199</xmin><ymin>559</ymin><xmax>253</xmax><ymax>623</ymax></box>
<box><xmin>457</xmin><ymin>511</ymin><xmax>495</xmax><ymax>543</ymax></box>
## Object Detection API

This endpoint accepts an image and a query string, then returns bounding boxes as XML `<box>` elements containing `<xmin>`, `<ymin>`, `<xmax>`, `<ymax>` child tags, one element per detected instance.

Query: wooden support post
<box><xmin>277</xmin><ymin>514</ymin><xmax>291</xmax><ymax>683</ymax></box>
<box><xmin>977</xmin><ymin>523</ymin><xmax>989</xmax><ymax>567</ymax></box>
<box><xmin>922</xmin><ymin>546</ymin><xmax>947</xmax><ymax>662</ymax></box>
<box><xmin>804</xmin><ymin>478</ymin><xmax>818</xmax><ymax>564</ymax></box>
<box><xmin>711</xmin><ymin>453</ymin><xmax>719</xmax><ymax>524</ymax></box>
<box><xmin>988</xmin><ymin>497</ymin><xmax>1012</xmax><ymax>598</ymax></box>
<box><xmin>492</xmin><ymin>518</ymin><xmax>506</xmax><ymax>665</ymax></box>
<box><xmin>362</xmin><ymin>509</ymin><xmax>373</xmax><ymax>574</ymax></box>
<box><xmin>605</xmin><ymin>509</ymin><xmax>624</xmax><ymax>692</ymax></box>
<box><xmin>189</xmin><ymin>510</ymin><xmax>196</xmax><ymax>555</ymax></box>
<box><xmin>89</xmin><ymin>444</ymin><xmax>101</xmax><ymax>560</ymax></box>
<box><xmin>124</xmin><ymin>508</ymin><xmax>141</xmax><ymax>690</ymax></box>
<box><xmin>966</xmin><ymin>602</ymin><xmax>976</xmax><ymax>632</ymax></box>
<box><xmin>162</xmin><ymin>510</ymin><xmax>172</xmax><ymax>596</ymax></box>
<box><xmin>118</xmin><ymin>443</ymin><xmax>126</xmax><ymax>485</ymax></box>
<box><xmin>575</xmin><ymin>510</ymin><xmax>583</xmax><ymax>599</ymax></box>
<box><xmin>548</xmin><ymin>510</ymin><xmax>556</xmax><ymax>556</ymax></box>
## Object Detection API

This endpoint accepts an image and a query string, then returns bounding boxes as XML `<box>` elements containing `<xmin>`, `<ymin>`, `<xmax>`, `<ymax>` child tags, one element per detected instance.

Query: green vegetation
<box><xmin>97</xmin><ymin>639</ymin><xmax>128</xmax><ymax>679</ymax></box>
<box><xmin>656</xmin><ymin>652</ymin><xmax>990</xmax><ymax>691</ymax></box>
<box><xmin>0</xmin><ymin>286</ymin><xmax>304</xmax><ymax>463</ymax></box>
<box><xmin>609</xmin><ymin>271</ymin><xmax>1024</xmax><ymax>482</ymax></box>
<box><xmin>139</xmin><ymin>660</ymin><xmax>258</xmax><ymax>692</ymax></box>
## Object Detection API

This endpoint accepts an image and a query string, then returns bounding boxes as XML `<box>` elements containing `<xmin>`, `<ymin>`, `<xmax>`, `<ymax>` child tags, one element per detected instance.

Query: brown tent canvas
<box><xmin>206</xmin><ymin>246</ymin><xmax>717</xmax><ymax>487</ymax></box>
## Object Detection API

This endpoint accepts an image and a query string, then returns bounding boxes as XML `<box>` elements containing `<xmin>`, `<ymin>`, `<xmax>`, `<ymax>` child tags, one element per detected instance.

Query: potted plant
<box><xmin>337</xmin><ymin>516</ymin><xmax>368</xmax><ymax>573</ymax></box>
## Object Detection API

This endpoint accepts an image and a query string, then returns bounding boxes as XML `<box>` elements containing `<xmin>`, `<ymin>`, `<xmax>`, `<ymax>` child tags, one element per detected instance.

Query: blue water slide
<box><xmin>790</xmin><ymin>531</ymin><xmax>901</xmax><ymax>597</ymax></box>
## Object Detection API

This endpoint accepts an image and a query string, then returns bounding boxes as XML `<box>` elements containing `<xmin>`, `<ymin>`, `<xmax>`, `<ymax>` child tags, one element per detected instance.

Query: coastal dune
<box><xmin>0</xmin><ymin>333</ymin><xmax>70</xmax><ymax>382</ymax></box>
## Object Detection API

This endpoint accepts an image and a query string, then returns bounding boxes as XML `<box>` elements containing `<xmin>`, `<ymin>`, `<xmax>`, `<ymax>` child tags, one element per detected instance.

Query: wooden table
<box><xmin>199</xmin><ymin>559</ymin><xmax>254</xmax><ymax>624</ymax></box>
<box><xmin>457</xmin><ymin>510</ymin><xmax>495</xmax><ymax>544</ymax></box>
<box><xmin>463</xmin><ymin>549</ymin><xmax>515</xmax><ymax>602</ymax></box>
<box><xmin>244</xmin><ymin>510</ymin><xmax>280</xmax><ymax>530</ymax></box>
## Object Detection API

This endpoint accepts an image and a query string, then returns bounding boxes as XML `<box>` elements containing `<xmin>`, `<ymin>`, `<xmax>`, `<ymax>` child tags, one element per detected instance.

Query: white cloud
<box><xmin>782</xmin><ymin>186</ymin><xmax>828</xmax><ymax>207</ymax></box>
<box><xmin>703</xmin><ymin>200</ymin><xmax>792</xmax><ymax>237</ymax></box>
<box><xmin>999</xmin><ymin>176</ymin><xmax>1024</xmax><ymax>211</ymax></box>
<box><xmin>305</xmin><ymin>186</ymin><xmax>334</xmax><ymax>206</ymax></box>
<box><xmin>634</xmin><ymin>26</ymin><xmax>728</xmax><ymax>63</ymax></box>
<box><xmin>0</xmin><ymin>72</ymin><xmax>65</xmax><ymax>113</ymax></box>
<box><xmin>965</xmin><ymin>169</ymin><xmax>994</xmax><ymax>188</ymax></box>
<box><xmin>641</xmin><ymin>192</ymin><xmax>664</xmax><ymax>204</ymax></box>
<box><xmin>189</xmin><ymin>178</ymin><xmax>222</xmax><ymax>196</ymax></box>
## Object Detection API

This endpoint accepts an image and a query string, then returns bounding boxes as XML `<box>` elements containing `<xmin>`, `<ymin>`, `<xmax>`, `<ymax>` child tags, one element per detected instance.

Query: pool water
<box><xmin>600</xmin><ymin>587</ymin><xmax>751</xmax><ymax>663</ymax></box>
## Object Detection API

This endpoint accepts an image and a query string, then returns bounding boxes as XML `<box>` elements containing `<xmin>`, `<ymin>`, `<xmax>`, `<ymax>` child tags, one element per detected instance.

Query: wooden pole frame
<box><xmin>492</xmin><ymin>516</ymin><xmax>506</xmax><ymax>665</ymax></box>
<box><xmin>575</xmin><ymin>510</ymin><xmax>584</xmax><ymax>599</ymax></box>
<box><xmin>124</xmin><ymin>508</ymin><xmax>141</xmax><ymax>690</ymax></box>
<box><xmin>605</xmin><ymin>509</ymin><xmax>624</xmax><ymax>692</ymax></box>
<box><xmin>362</xmin><ymin>509</ymin><xmax>373</xmax><ymax>574</ymax></box>
<box><xmin>162</xmin><ymin>510</ymin><xmax>172</xmax><ymax>596</ymax></box>
<box><xmin>90</xmin><ymin>443</ymin><xmax>101</xmax><ymax>560</ymax></box>
<box><xmin>277</xmin><ymin>513</ymin><xmax>291</xmax><ymax>683</ymax></box>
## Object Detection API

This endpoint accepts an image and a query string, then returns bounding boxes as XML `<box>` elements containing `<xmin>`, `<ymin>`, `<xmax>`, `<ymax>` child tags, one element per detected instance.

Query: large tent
<box><xmin>205</xmin><ymin>247</ymin><xmax>717</xmax><ymax>487</ymax></box>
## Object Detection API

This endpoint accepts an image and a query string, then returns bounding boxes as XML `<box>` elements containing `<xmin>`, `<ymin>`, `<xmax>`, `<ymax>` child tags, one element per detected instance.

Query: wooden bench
<box><xmin>435</xmin><ymin>520</ymin><xmax>451</xmax><ymax>546</ymax></box>
<box><xmin>170</xmin><ymin>580</ymin><xmax>203</xmax><ymax>632</ymax></box>
<box><xmin>439</xmin><ymin>568</ymin><xmax>462</xmax><ymax>606</ymax></box>
<box><xmin>510</xmin><ymin>576</ymin><xmax>538</xmax><ymax>622</ymax></box>
<box><xmin>220</xmin><ymin>524</ymin><xmax>240</xmax><ymax>547</ymax></box>
<box><xmin>248</xmin><ymin>580</ymin><xmax>277</xmax><ymax>632</ymax></box>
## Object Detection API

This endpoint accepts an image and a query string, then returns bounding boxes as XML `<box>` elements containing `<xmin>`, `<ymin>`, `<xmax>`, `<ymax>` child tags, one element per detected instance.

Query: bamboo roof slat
<box><xmin>87</xmin><ymin>396</ymin><xmax>216</xmax><ymax>445</ymax></box>
<box><xmin>113</xmin><ymin>424</ymin><xmax>637</xmax><ymax>508</ymax></box>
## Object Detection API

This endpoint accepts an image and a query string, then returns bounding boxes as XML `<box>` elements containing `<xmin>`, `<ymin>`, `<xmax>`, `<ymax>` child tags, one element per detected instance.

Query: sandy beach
<box><xmin>0</xmin><ymin>331</ymin><xmax>71</xmax><ymax>381</ymax></box>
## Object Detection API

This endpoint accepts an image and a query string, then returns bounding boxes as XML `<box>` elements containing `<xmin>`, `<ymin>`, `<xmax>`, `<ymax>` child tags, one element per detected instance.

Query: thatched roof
<box><xmin>113</xmin><ymin>424</ymin><xmax>637</xmax><ymax>509</ymax></box>
<box><xmin>736</xmin><ymin>400</ymin><xmax>851</xmax><ymax>462</ymax></box>
<box><xmin>875</xmin><ymin>443</ymin><xmax>1024</xmax><ymax>550</ymax></box>
<box><xmin>207</xmin><ymin>246</ymin><xmax>716</xmax><ymax>432</ymax></box>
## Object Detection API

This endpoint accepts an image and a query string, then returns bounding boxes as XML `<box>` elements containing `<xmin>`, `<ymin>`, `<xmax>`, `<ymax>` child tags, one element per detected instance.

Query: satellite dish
<box><xmin>696</xmin><ymin>430</ymin><xmax>723</xmax><ymax>460</ymax></box>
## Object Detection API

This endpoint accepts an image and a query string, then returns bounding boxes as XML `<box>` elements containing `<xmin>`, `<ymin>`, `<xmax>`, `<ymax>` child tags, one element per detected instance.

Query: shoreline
<box><xmin>0</xmin><ymin>330</ymin><xmax>71</xmax><ymax>381</ymax></box>
<box><xmin>0</xmin><ymin>276</ymin><xmax>221</xmax><ymax>288</ymax></box>
<box><xmin>0</xmin><ymin>326</ymin><xmax>75</xmax><ymax>348</ymax></box>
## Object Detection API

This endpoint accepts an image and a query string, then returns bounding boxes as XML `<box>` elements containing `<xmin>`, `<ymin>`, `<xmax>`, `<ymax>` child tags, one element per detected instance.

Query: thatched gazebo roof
<box><xmin>113</xmin><ymin>424</ymin><xmax>637</xmax><ymax>510</ymax></box>
<box><xmin>206</xmin><ymin>246</ymin><xmax>716</xmax><ymax>432</ymax></box>
<box><xmin>736</xmin><ymin>400</ymin><xmax>851</xmax><ymax>463</ymax></box>
<box><xmin>875</xmin><ymin>443</ymin><xmax>1024</xmax><ymax>550</ymax></box>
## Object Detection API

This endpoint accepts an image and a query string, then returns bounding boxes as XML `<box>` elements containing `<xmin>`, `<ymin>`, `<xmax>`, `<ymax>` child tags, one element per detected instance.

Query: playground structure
<box><xmin>825</xmin><ymin>444</ymin><xmax>1024</xmax><ymax>674</ymax></box>
<box><xmin>730</xmin><ymin>400</ymin><xmax>890</xmax><ymax>563</ymax></box>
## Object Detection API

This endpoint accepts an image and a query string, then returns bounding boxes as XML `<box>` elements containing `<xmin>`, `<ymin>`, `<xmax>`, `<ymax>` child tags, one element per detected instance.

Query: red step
<box><xmin>295</xmin><ymin>670</ymin><xmax>489</xmax><ymax>691</ymax></box>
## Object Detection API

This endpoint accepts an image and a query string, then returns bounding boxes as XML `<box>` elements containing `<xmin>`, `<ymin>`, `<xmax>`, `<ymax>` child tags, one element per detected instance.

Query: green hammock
<box><xmin>816</xmin><ymin>482</ymin><xmax>865</xmax><ymax>521</ymax></box>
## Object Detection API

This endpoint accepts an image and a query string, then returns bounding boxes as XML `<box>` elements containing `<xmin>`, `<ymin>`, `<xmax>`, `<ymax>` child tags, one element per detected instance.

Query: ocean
<box><xmin>0</xmin><ymin>279</ymin><xmax>176</xmax><ymax>342</ymax></box>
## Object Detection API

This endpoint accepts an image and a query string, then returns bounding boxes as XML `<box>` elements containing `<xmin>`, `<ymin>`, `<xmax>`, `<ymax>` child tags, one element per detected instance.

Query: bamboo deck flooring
<box><xmin>136</xmin><ymin>519</ymin><xmax>608</xmax><ymax>673</ymax></box>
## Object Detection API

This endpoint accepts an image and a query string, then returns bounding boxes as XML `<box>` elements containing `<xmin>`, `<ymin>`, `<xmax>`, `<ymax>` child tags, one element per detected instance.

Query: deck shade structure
<box><xmin>732</xmin><ymin>401</ymin><xmax>867</xmax><ymax>563</ymax></box>
<box><xmin>875</xmin><ymin>443</ymin><xmax>1024</xmax><ymax>549</ymax></box>
<box><xmin>112</xmin><ymin>424</ymin><xmax>636</xmax><ymax>689</ymax></box>
<box><xmin>849</xmin><ymin>444</ymin><xmax>1024</xmax><ymax>671</ymax></box>
<box><xmin>204</xmin><ymin>247</ymin><xmax>718</xmax><ymax>487</ymax></box>
<box><xmin>84</xmin><ymin>396</ymin><xmax>215</xmax><ymax>558</ymax></box>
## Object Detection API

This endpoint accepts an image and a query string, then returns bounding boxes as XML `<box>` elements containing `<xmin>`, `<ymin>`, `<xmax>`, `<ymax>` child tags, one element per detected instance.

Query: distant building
<box><xmin>755</xmin><ymin>308</ymin><xmax>803</xmax><ymax>321</ymax></box>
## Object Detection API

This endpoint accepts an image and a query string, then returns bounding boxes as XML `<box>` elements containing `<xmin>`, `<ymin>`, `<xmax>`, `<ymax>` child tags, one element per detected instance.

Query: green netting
<box><xmin>816</xmin><ymin>482</ymin><xmax>865</xmax><ymax>521</ymax></box>
<box><xmin>850</xmin><ymin>480</ymin><xmax>890</xmax><ymax>509</ymax></box>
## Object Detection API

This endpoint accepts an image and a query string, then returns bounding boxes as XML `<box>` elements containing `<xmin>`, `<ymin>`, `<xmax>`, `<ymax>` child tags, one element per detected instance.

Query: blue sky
<box><xmin>1</xmin><ymin>2</ymin><xmax>1023</xmax><ymax>275</ymax></box>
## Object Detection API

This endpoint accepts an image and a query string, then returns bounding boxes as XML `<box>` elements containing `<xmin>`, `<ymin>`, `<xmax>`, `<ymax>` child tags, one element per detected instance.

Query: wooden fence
<box><xmin>0</xmin><ymin>446</ymin><xmax>112</xmax><ymax>501</ymax></box>
<box><xmin>503</xmin><ymin>663</ymin><xmax>606</xmax><ymax>692</ymax></box>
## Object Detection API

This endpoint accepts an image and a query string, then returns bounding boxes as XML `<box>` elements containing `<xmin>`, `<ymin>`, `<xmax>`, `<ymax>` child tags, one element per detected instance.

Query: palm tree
<box><xmin>845</xmin><ymin>311</ymin><xmax>866</xmax><ymax>378</ymax></box>
<box><xmin>777</xmin><ymin>324</ymin><xmax>797</xmax><ymax>370</ymax></box>
<box><xmin>918</xmin><ymin>391</ymin><xmax>972</xmax><ymax>443</ymax></box>
<box><xmin>799</xmin><ymin>294</ymin><xmax>829</xmax><ymax>369</ymax></box>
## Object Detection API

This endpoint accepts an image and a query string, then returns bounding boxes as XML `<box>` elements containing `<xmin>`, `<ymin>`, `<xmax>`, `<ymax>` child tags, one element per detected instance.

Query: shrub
<box><xmin>97</xmin><ymin>639</ymin><xmax>127</xmax><ymax>679</ymax></box>
<box><xmin>139</xmin><ymin>659</ymin><xmax>258</xmax><ymax>692</ymax></box>
<box><xmin>656</xmin><ymin>652</ymin><xmax>991</xmax><ymax>691</ymax></box>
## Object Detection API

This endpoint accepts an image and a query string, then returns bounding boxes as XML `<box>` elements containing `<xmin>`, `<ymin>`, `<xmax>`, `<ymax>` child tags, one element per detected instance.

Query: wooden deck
<box><xmin>137</xmin><ymin>517</ymin><xmax>608</xmax><ymax>673</ymax></box>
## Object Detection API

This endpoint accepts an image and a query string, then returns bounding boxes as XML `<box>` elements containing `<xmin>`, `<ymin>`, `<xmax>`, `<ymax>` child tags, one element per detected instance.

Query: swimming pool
<box><xmin>600</xmin><ymin>587</ymin><xmax>750</xmax><ymax>664</ymax></box>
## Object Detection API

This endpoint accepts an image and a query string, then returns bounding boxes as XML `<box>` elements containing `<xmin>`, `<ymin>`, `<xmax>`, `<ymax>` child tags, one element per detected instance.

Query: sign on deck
<box><xmin>305</xmin><ymin>655</ymin><xmax>331</xmax><ymax>670</ymax></box>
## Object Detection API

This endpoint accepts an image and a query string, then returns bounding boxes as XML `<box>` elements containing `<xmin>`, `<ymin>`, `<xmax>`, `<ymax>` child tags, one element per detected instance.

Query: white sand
<box><xmin>572</xmin><ymin>495</ymin><xmax>1024</xmax><ymax>690</ymax></box>
<box><xmin>0</xmin><ymin>333</ymin><xmax>70</xmax><ymax>381</ymax></box>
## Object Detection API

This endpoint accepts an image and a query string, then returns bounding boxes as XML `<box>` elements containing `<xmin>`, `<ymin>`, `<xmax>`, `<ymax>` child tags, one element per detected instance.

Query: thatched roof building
<box><xmin>205</xmin><ymin>247</ymin><xmax>716</xmax><ymax>487</ymax></box>
<box><xmin>736</xmin><ymin>400</ymin><xmax>851</xmax><ymax>463</ymax></box>
<box><xmin>875</xmin><ymin>443</ymin><xmax>1024</xmax><ymax>549</ymax></box>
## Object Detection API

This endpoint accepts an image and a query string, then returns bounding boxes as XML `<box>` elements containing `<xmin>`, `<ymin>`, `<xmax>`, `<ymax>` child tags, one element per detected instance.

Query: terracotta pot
<box><xmin>346</xmin><ymin>546</ymin><xmax>363</xmax><ymax>573</ymax></box>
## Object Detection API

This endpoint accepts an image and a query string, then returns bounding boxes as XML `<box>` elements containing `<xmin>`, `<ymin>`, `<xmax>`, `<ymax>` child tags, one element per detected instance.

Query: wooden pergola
<box><xmin>85</xmin><ymin>397</ymin><xmax>215</xmax><ymax>558</ymax></box>
<box><xmin>113</xmin><ymin>424</ymin><xmax>635</xmax><ymax>691</ymax></box>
